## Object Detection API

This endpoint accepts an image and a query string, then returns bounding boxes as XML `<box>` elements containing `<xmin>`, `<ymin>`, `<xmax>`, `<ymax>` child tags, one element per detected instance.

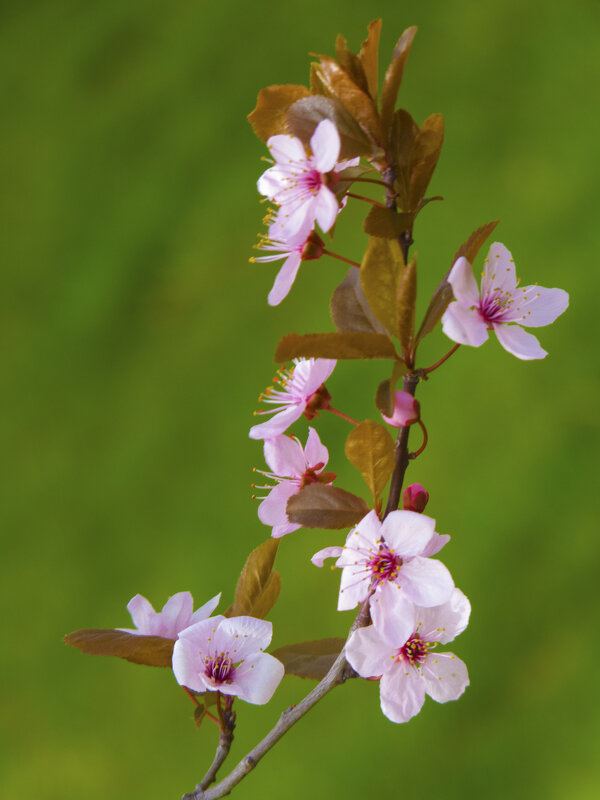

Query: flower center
<box><xmin>479</xmin><ymin>290</ymin><xmax>514</xmax><ymax>325</ymax></box>
<box><xmin>367</xmin><ymin>544</ymin><xmax>402</xmax><ymax>585</ymax></box>
<box><xmin>204</xmin><ymin>653</ymin><xmax>234</xmax><ymax>684</ymax></box>
<box><xmin>300</xmin><ymin>168</ymin><xmax>322</xmax><ymax>194</ymax></box>
<box><xmin>398</xmin><ymin>634</ymin><xmax>430</xmax><ymax>665</ymax></box>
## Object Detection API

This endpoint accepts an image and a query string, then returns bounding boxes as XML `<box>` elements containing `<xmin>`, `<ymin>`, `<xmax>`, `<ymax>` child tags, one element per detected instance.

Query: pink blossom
<box><xmin>345</xmin><ymin>589</ymin><xmax>470</xmax><ymax>724</ymax></box>
<box><xmin>381</xmin><ymin>391</ymin><xmax>420</xmax><ymax>427</ymax></box>
<box><xmin>255</xmin><ymin>427</ymin><xmax>336</xmax><ymax>538</ymax></box>
<box><xmin>403</xmin><ymin>483</ymin><xmax>429</xmax><ymax>513</ymax></box>
<box><xmin>257</xmin><ymin>120</ymin><xmax>348</xmax><ymax>239</ymax></box>
<box><xmin>251</xmin><ymin>228</ymin><xmax>325</xmax><ymax>306</ymax></box>
<box><xmin>249</xmin><ymin>358</ymin><xmax>336</xmax><ymax>440</ymax></box>
<box><xmin>312</xmin><ymin>510</ymin><xmax>453</xmax><ymax>644</ymax></box>
<box><xmin>172</xmin><ymin>615</ymin><xmax>284</xmax><ymax>704</ymax></box>
<box><xmin>442</xmin><ymin>242</ymin><xmax>569</xmax><ymax>360</ymax></box>
<box><xmin>120</xmin><ymin>591</ymin><xmax>221</xmax><ymax>639</ymax></box>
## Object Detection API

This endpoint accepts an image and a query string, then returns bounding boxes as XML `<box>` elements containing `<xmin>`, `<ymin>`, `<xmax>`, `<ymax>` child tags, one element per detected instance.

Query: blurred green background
<box><xmin>2</xmin><ymin>1</ymin><xmax>599</xmax><ymax>798</ymax></box>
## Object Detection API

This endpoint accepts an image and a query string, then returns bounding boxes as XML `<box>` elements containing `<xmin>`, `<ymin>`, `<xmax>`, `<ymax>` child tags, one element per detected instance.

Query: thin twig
<box><xmin>408</xmin><ymin>419</ymin><xmax>428</xmax><ymax>460</ymax></box>
<box><xmin>384</xmin><ymin>373</ymin><xmax>420</xmax><ymax>518</ymax></box>
<box><xmin>421</xmin><ymin>343</ymin><xmax>460</xmax><ymax>375</ymax></box>
<box><xmin>328</xmin><ymin>406</ymin><xmax>359</xmax><ymax>426</ymax></box>
<box><xmin>346</xmin><ymin>192</ymin><xmax>386</xmax><ymax>208</ymax></box>
<box><xmin>322</xmin><ymin>249</ymin><xmax>361</xmax><ymax>269</ymax></box>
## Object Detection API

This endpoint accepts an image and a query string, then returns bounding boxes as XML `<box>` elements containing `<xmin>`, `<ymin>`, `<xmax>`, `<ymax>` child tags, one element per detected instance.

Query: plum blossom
<box><xmin>255</xmin><ymin>427</ymin><xmax>336</xmax><ymax>538</ymax></box>
<box><xmin>312</xmin><ymin>510</ymin><xmax>453</xmax><ymax>644</ymax></box>
<box><xmin>119</xmin><ymin>591</ymin><xmax>221</xmax><ymax>639</ymax></box>
<box><xmin>257</xmin><ymin>120</ymin><xmax>350</xmax><ymax>240</ymax></box>
<box><xmin>251</xmin><ymin>228</ymin><xmax>324</xmax><ymax>306</ymax></box>
<box><xmin>442</xmin><ymin>242</ymin><xmax>569</xmax><ymax>360</ymax></box>
<box><xmin>249</xmin><ymin>358</ymin><xmax>336</xmax><ymax>440</ymax></box>
<box><xmin>381</xmin><ymin>391</ymin><xmax>420</xmax><ymax>427</ymax></box>
<box><xmin>345</xmin><ymin>588</ymin><xmax>470</xmax><ymax>724</ymax></box>
<box><xmin>172</xmin><ymin>615</ymin><xmax>284</xmax><ymax>704</ymax></box>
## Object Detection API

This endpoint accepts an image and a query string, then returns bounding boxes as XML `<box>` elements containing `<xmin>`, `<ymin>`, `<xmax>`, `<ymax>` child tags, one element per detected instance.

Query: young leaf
<box><xmin>287</xmin><ymin>484</ymin><xmax>369</xmax><ymax>529</ymax></box>
<box><xmin>248</xmin><ymin>85</ymin><xmax>311</xmax><ymax>142</ymax></box>
<box><xmin>375</xmin><ymin>360</ymin><xmax>408</xmax><ymax>417</ymax></box>
<box><xmin>330</xmin><ymin>267</ymin><xmax>388</xmax><ymax>335</ymax></box>
<box><xmin>389</xmin><ymin>108</ymin><xmax>420</xmax><ymax>209</ymax></box>
<box><xmin>345</xmin><ymin>420</ymin><xmax>396</xmax><ymax>502</ymax></box>
<box><xmin>251</xmin><ymin>571</ymin><xmax>281</xmax><ymax>620</ymax></box>
<box><xmin>360</xmin><ymin>236</ymin><xmax>404</xmax><ymax>337</ymax></box>
<box><xmin>380</xmin><ymin>26</ymin><xmax>418</xmax><ymax>136</ymax></box>
<box><xmin>363</xmin><ymin>205</ymin><xmax>413</xmax><ymax>238</ymax></box>
<box><xmin>396</xmin><ymin>256</ymin><xmax>417</xmax><ymax>359</ymax></box>
<box><xmin>232</xmin><ymin>538</ymin><xmax>280</xmax><ymax>618</ymax></box>
<box><xmin>275</xmin><ymin>332</ymin><xmax>398</xmax><ymax>361</ymax></box>
<box><xmin>408</xmin><ymin>113</ymin><xmax>445</xmax><ymax>209</ymax></box>
<box><xmin>287</xmin><ymin>95</ymin><xmax>373</xmax><ymax>160</ymax></box>
<box><xmin>359</xmin><ymin>19</ymin><xmax>383</xmax><ymax>103</ymax></box>
<box><xmin>271</xmin><ymin>638</ymin><xmax>346</xmax><ymax>680</ymax></box>
<box><xmin>63</xmin><ymin>629</ymin><xmax>175</xmax><ymax>668</ymax></box>
<box><xmin>335</xmin><ymin>35</ymin><xmax>369</xmax><ymax>94</ymax></box>
<box><xmin>316</xmin><ymin>56</ymin><xmax>381</xmax><ymax>144</ymax></box>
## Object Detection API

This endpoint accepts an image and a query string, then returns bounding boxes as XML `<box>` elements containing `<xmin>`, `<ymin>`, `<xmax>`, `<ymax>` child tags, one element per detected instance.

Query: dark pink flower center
<box><xmin>479</xmin><ymin>290</ymin><xmax>514</xmax><ymax>325</ymax></box>
<box><xmin>367</xmin><ymin>544</ymin><xmax>403</xmax><ymax>586</ymax></box>
<box><xmin>300</xmin><ymin>168</ymin><xmax>323</xmax><ymax>194</ymax></box>
<box><xmin>204</xmin><ymin>653</ymin><xmax>234</xmax><ymax>684</ymax></box>
<box><xmin>398</xmin><ymin>634</ymin><xmax>430</xmax><ymax>665</ymax></box>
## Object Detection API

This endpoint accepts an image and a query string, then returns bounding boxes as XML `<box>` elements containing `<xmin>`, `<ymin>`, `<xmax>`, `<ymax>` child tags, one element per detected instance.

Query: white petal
<box><xmin>314</xmin><ymin>186</ymin><xmax>339</xmax><ymax>232</ymax></box>
<box><xmin>311</xmin><ymin>545</ymin><xmax>344</xmax><ymax>567</ymax></box>
<box><xmin>267</xmin><ymin>252</ymin><xmax>303</xmax><ymax>306</ymax></box>
<box><xmin>338</xmin><ymin>564</ymin><xmax>369</xmax><ymax>610</ymax></box>
<box><xmin>189</xmin><ymin>593</ymin><xmax>221</xmax><ymax>625</ymax></box>
<box><xmin>257</xmin><ymin>481</ymin><xmax>298</xmax><ymax>528</ymax></box>
<box><xmin>215</xmin><ymin>616</ymin><xmax>273</xmax><ymax>661</ymax></box>
<box><xmin>493</xmin><ymin>323</ymin><xmax>547</xmax><ymax>360</ymax></box>
<box><xmin>448</xmin><ymin>257</ymin><xmax>480</xmax><ymax>307</ymax></box>
<box><xmin>126</xmin><ymin>594</ymin><xmax>156</xmax><ymax>634</ymax></box>
<box><xmin>369</xmin><ymin>582</ymin><xmax>416</xmax><ymax>646</ymax></box>
<box><xmin>301</xmin><ymin>358</ymin><xmax>337</xmax><ymax>396</ymax></box>
<box><xmin>504</xmin><ymin>285</ymin><xmax>569</xmax><ymax>328</ymax></box>
<box><xmin>304</xmin><ymin>426</ymin><xmax>329</xmax><ymax>468</ymax></box>
<box><xmin>414</xmin><ymin>588</ymin><xmax>471</xmax><ymax>644</ymax></box>
<box><xmin>249</xmin><ymin>404</ymin><xmax>305</xmax><ymax>440</ymax></box>
<box><xmin>158</xmin><ymin>592</ymin><xmax>194</xmax><ymax>638</ymax></box>
<box><xmin>351</xmin><ymin>509</ymin><xmax>383</xmax><ymax>549</ymax></box>
<box><xmin>310</xmin><ymin>119</ymin><xmax>341</xmax><ymax>173</ymax></box>
<box><xmin>442</xmin><ymin>302</ymin><xmax>489</xmax><ymax>347</ymax></box>
<box><xmin>482</xmin><ymin>242</ymin><xmax>517</xmax><ymax>294</ymax></box>
<box><xmin>232</xmin><ymin>652</ymin><xmax>284</xmax><ymax>704</ymax></box>
<box><xmin>264</xmin><ymin>435</ymin><xmax>305</xmax><ymax>477</ymax></box>
<box><xmin>381</xmin><ymin>510</ymin><xmax>436</xmax><ymax>557</ymax></box>
<box><xmin>345</xmin><ymin>625</ymin><xmax>395</xmax><ymax>678</ymax></box>
<box><xmin>422</xmin><ymin>652</ymin><xmax>469</xmax><ymax>703</ymax></box>
<box><xmin>172</xmin><ymin>637</ymin><xmax>204</xmax><ymax>692</ymax></box>
<box><xmin>380</xmin><ymin>666</ymin><xmax>426</xmax><ymax>723</ymax></box>
<box><xmin>257</xmin><ymin>166</ymin><xmax>289</xmax><ymax>200</ymax></box>
<box><xmin>399</xmin><ymin>557</ymin><xmax>454</xmax><ymax>607</ymax></box>
<box><xmin>267</xmin><ymin>133</ymin><xmax>306</xmax><ymax>165</ymax></box>
<box><xmin>420</xmin><ymin>532</ymin><xmax>450</xmax><ymax>558</ymax></box>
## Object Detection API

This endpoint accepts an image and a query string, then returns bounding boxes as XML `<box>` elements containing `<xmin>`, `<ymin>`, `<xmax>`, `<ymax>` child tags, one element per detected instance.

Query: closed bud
<box><xmin>381</xmin><ymin>390</ymin><xmax>420</xmax><ymax>427</ymax></box>
<box><xmin>403</xmin><ymin>483</ymin><xmax>429</xmax><ymax>513</ymax></box>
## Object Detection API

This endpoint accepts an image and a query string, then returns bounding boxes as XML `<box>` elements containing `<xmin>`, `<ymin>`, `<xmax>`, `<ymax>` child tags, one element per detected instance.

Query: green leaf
<box><xmin>375</xmin><ymin>361</ymin><xmax>408</xmax><ymax>417</ymax></box>
<box><xmin>275</xmin><ymin>332</ymin><xmax>397</xmax><ymax>361</ymax></box>
<box><xmin>63</xmin><ymin>629</ymin><xmax>175</xmax><ymax>668</ymax></box>
<box><xmin>316</xmin><ymin>56</ymin><xmax>381</xmax><ymax>144</ymax></box>
<box><xmin>248</xmin><ymin>85</ymin><xmax>311</xmax><ymax>142</ymax></box>
<box><xmin>271</xmin><ymin>638</ymin><xmax>346</xmax><ymax>680</ymax></box>
<box><xmin>345</xmin><ymin>420</ymin><xmax>396</xmax><ymax>502</ymax></box>
<box><xmin>287</xmin><ymin>95</ymin><xmax>373</xmax><ymax>160</ymax></box>
<box><xmin>359</xmin><ymin>19</ymin><xmax>382</xmax><ymax>103</ymax></box>
<box><xmin>287</xmin><ymin>484</ymin><xmax>369</xmax><ymax>529</ymax></box>
<box><xmin>408</xmin><ymin>113</ymin><xmax>445</xmax><ymax>210</ymax></box>
<box><xmin>453</xmin><ymin>219</ymin><xmax>500</xmax><ymax>265</ymax></box>
<box><xmin>233</xmin><ymin>538</ymin><xmax>280</xmax><ymax>618</ymax></box>
<box><xmin>380</xmin><ymin>26</ymin><xmax>418</xmax><ymax>136</ymax></box>
<box><xmin>335</xmin><ymin>35</ymin><xmax>369</xmax><ymax>94</ymax></box>
<box><xmin>363</xmin><ymin>205</ymin><xmax>413</xmax><ymax>238</ymax></box>
<box><xmin>360</xmin><ymin>236</ymin><xmax>404</xmax><ymax>336</ymax></box>
<box><xmin>330</xmin><ymin>267</ymin><xmax>387</xmax><ymax>335</ymax></box>
<box><xmin>396</xmin><ymin>256</ymin><xmax>417</xmax><ymax>359</ymax></box>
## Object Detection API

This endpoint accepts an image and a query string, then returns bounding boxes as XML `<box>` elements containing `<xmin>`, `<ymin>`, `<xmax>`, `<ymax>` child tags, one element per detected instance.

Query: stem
<box><xmin>182</xmin><ymin>597</ymin><xmax>373</xmax><ymax>800</ymax></box>
<box><xmin>191</xmin><ymin>701</ymin><xmax>236</xmax><ymax>793</ymax></box>
<box><xmin>327</xmin><ymin>406</ymin><xmax>359</xmax><ymax>426</ymax></box>
<box><xmin>346</xmin><ymin>192</ymin><xmax>386</xmax><ymax>208</ymax></box>
<box><xmin>384</xmin><ymin>373</ymin><xmax>419</xmax><ymax>518</ymax></box>
<box><xmin>322</xmin><ymin>249</ymin><xmax>361</xmax><ymax>269</ymax></box>
<box><xmin>350</xmin><ymin>176</ymin><xmax>395</xmax><ymax>191</ymax></box>
<box><xmin>421</xmin><ymin>343</ymin><xmax>460</xmax><ymax>375</ymax></box>
<box><xmin>408</xmin><ymin>419</ymin><xmax>428</xmax><ymax>460</ymax></box>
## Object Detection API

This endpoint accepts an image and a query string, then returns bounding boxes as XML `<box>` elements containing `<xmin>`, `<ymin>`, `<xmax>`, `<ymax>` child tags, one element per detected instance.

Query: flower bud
<box><xmin>381</xmin><ymin>391</ymin><xmax>420</xmax><ymax>427</ymax></box>
<box><xmin>403</xmin><ymin>483</ymin><xmax>429</xmax><ymax>513</ymax></box>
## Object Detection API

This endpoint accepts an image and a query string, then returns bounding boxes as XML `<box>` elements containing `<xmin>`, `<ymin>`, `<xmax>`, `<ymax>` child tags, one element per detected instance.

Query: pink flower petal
<box><xmin>126</xmin><ymin>594</ymin><xmax>155</xmax><ymax>634</ymax></box>
<box><xmin>493</xmin><ymin>322</ymin><xmax>547</xmax><ymax>360</ymax></box>
<box><xmin>303</xmin><ymin>426</ymin><xmax>329</xmax><ymax>467</ymax></box>
<box><xmin>369</xmin><ymin>582</ymin><xmax>416</xmax><ymax>646</ymax></box>
<box><xmin>189</xmin><ymin>593</ymin><xmax>222</xmax><ymax>626</ymax></box>
<box><xmin>232</xmin><ymin>652</ymin><xmax>285</xmax><ymax>704</ymax></box>
<box><xmin>399</xmin><ymin>557</ymin><xmax>454</xmax><ymax>607</ymax></box>
<box><xmin>345</xmin><ymin>625</ymin><xmax>395</xmax><ymax>678</ymax></box>
<box><xmin>414</xmin><ymin>588</ymin><xmax>471</xmax><ymax>645</ymax></box>
<box><xmin>311</xmin><ymin>545</ymin><xmax>344</xmax><ymax>567</ymax></box>
<box><xmin>215</xmin><ymin>616</ymin><xmax>273</xmax><ymax>660</ymax></box>
<box><xmin>171</xmin><ymin>636</ymin><xmax>206</xmax><ymax>692</ymax></box>
<box><xmin>299</xmin><ymin>358</ymin><xmax>337</xmax><ymax>395</ymax></box>
<box><xmin>310</xmin><ymin>119</ymin><xmax>341</xmax><ymax>173</ymax></box>
<box><xmin>264</xmin><ymin>436</ymin><xmax>306</xmax><ymax>477</ymax></box>
<box><xmin>249</xmin><ymin>404</ymin><xmax>305</xmax><ymax>440</ymax></box>
<box><xmin>380</xmin><ymin>510</ymin><xmax>436</xmax><ymax>557</ymax></box>
<box><xmin>448</xmin><ymin>257</ymin><xmax>480</xmax><ymax>307</ymax></box>
<box><xmin>504</xmin><ymin>285</ymin><xmax>569</xmax><ymax>328</ymax></box>
<box><xmin>420</xmin><ymin>532</ymin><xmax>450</xmax><ymax>558</ymax></box>
<box><xmin>422</xmin><ymin>652</ymin><xmax>469</xmax><ymax>703</ymax></box>
<box><xmin>482</xmin><ymin>242</ymin><xmax>517</xmax><ymax>295</ymax></box>
<box><xmin>338</xmin><ymin>563</ymin><xmax>370</xmax><ymax>610</ymax></box>
<box><xmin>314</xmin><ymin>186</ymin><xmax>339</xmax><ymax>232</ymax></box>
<box><xmin>268</xmin><ymin>252</ymin><xmax>303</xmax><ymax>306</ymax></box>
<box><xmin>158</xmin><ymin>592</ymin><xmax>194</xmax><ymax>638</ymax></box>
<box><xmin>257</xmin><ymin>481</ymin><xmax>300</xmax><ymax>535</ymax></box>
<box><xmin>442</xmin><ymin>302</ymin><xmax>489</xmax><ymax>346</ymax></box>
<box><xmin>380</xmin><ymin>666</ymin><xmax>426</xmax><ymax>723</ymax></box>
<box><xmin>381</xmin><ymin>391</ymin><xmax>418</xmax><ymax>427</ymax></box>
<box><xmin>266</xmin><ymin>133</ymin><xmax>307</xmax><ymax>164</ymax></box>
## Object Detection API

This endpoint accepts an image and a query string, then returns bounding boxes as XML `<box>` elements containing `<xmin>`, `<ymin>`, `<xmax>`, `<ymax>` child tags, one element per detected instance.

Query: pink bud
<box><xmin>381</xmin><ymin>391</ymin><xmax>419</xmax><ymax>427</ymax></box>
<box><xmin>403</xmin><ymin>483</ymin><xmax>429</xmax><ymax>513</ymax></box>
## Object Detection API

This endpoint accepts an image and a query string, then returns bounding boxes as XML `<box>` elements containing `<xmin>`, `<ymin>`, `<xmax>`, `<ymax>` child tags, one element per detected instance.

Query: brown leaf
<box><xmin>248</xmin><ymin>85</ymin><xmax>311</xmax><ymax>142</ymax></box>
<box><xmin>275</xmin><ymin>332</ymin><xmax>398</xmax><ymax>361</ymax></box>
<box><xmin>287</xmin><ymin>484</ymin><xmax>369</xmax><ymax>529</ymax></box>
<box><xmin>250</xmin><ymin>571</ymin><xmax>281</xmax><ymax>620</ymax></box>
<box><xmin>310</xmin><ymin>62</ymin><xmax>330</xmax><ymax>96</ymax></box>
<box><xmin>287</xmin><ymin>95</ymin><xmax>373</xmax><ymax>160</ymax></box>
<box><xmin>63</xmin><ymin>629</ymin><xmax>175</xmax><ymax>668</ymax></box>
<box><xmin>396</xmin><ymin>256</ymin><xmax>418</xmax><ymax>359</ymax></box>
<box><xmin>345</xmin><ymin>420</ymin><xmax>396</xmax><ymax>502</ymax></box>
<box><xmin>233</xmin><ymin>538</ymin><xmax>280</xmax><ymax>618</ymax></box>
<box><xmin>330</xmin><ymin>267</ymin><xmax>388</xmax><ymax>335</ymax></box>
<box><xmin>380</xmin><ymin>26</ymin><xmax>418</xmax><ymax>136</ymax></box>
<box><xmin>360</xmin><ymin>236</ymin><xmax>404</xmax><ymax>337</ymax></box>
<box><xmin>453</xmin><ymin>219</ymin><xmax>500</xmax><ymax>265</ymax></box>
<box><xmin>335</xmin><ymin>35</ymin><xmax>369</xmax><ymax>94</ymax></box>
<box><xmin>316</xmin><ymin>56</ymin><xmax>381</xmax><ymax>144</ymax></box>
<box><xmin>389</xmin><ymin>109</ymin><xmax>420</xmax><ymax>209</ymax></box>
<box><xmin>271</xmin><ymin>638</ymin><xmax>346</xmax><ymax>680</ymax></box>
<box><xmin>359</xmin><ymin>19</ymin><xmax>382</xmax><ymax>103</ymax></box>
<box><xmin>409</xmin><ymin>113</ymin><xmax>445</xmax><ymax>209</ymax></box>
<box><xmin>375</xmin><ymin>361</ymin><xmax>408</xmax><ymax>417</ymax></box>
<box><xmin>363</xmin><ymin>205</ymin><xmax>413</xmax><ymax>238</ymax></box>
